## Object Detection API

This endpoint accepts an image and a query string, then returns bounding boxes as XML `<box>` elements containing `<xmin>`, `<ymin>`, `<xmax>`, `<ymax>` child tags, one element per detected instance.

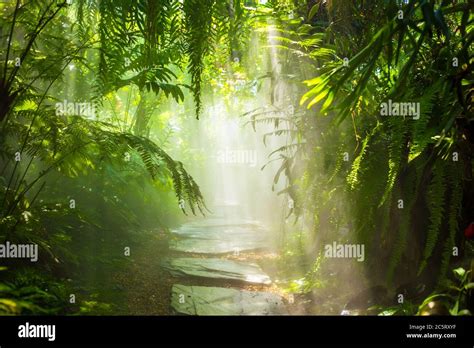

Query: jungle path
<box><xmin>113</xmin><ymin>207</ymin><xmax>291</xmax><ymax>315</ymax></box>
<box><xmin>166</xmin><ymin>216</ymin><xmax>288</xmax><ymax>315</ymax></box>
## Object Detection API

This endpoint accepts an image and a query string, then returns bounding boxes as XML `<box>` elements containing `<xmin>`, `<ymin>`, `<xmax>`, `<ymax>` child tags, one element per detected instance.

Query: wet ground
<box><xmin>107</xmin><ymin>209</ymin><xmax>367</xmax><ymax>315</ymax></box>
<box><xmin>109</xmin><ymin>210</ymin><xmax>296</xmax><ymax>315</ymax></box>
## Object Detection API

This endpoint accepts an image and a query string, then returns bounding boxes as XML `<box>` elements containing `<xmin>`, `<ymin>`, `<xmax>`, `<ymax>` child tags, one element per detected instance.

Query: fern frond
<box><xmin>183</xmin><ymin>0</ymin><xmax>217</xmax><ymax>117</ymax></box>
<box><xmin>379</xmin><ymin>117</ymin><xmax>408</xmax><ymax>207</ymax></box>
<box><xmin>418</xmin><ymin>159</ymin><xmax>446</xmax><ymax>275</ymax></box>
<box><xmin>387</xmin><ymin>156</ymin><xmax>425</xmax><ymax>283</ymax></box>
<box><xmin>438</xmin><ymin>161</ymin><xmax>462</xmax><ymax>284</ymax></box>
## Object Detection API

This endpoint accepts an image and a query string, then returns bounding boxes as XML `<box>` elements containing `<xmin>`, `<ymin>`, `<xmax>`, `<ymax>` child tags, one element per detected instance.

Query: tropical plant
<box><xmin>246</xmin><ymin>0</ymin><xmax>473</xmax><ymax>292</ymax></box>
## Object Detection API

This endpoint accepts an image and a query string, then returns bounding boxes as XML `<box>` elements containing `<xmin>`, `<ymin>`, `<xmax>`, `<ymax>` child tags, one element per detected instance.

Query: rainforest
<box><xmin>0</xmin><ymin>0</ymin><xmax>473</xmax><ymax>322</ymax></box>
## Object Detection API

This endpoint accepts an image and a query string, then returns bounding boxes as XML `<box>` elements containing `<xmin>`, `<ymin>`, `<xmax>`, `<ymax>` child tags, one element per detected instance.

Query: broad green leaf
<box><xmin>453</xmin><ymin>267</ymin><xmax>465</xmax><ymax>280</ymax></box>
<box><xmin>307</xmin><ymin>89</ymin><xmax>329</xmax><ymax>109</ymax></box>
<box><xmin>308</xmin><ymin>3</ymin><xmax>320</xmax><ymax>20</ymax></box>
<box><xmin>320</xmin><ymin>91</ymin><xmax>335</xmax><ymax>112</ymax></box>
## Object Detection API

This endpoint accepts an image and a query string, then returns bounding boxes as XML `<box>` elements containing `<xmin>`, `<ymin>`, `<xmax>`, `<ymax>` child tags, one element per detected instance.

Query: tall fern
<box><xmin>438</xmin><ymin>161</ymin><xmax>462</xmax><ymax>284</ymax></box>
<box><xmin>418</xmin><ymin>160</ymin><xmax>446</xmax><ymax>275</ymax></box>
<box><xmin>387</xmin><ymin>155</ymin><xmax>425</xmax><ymax>283</ymax></box>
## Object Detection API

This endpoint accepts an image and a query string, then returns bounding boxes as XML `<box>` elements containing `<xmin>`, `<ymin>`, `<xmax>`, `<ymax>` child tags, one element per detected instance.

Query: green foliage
<box><xmin>386</xmin><ymin>159</ymin><xmax>424</xmax><ymax>282</ymax></box>
<box><xmin>0</xmin><ymin>0</ymin><xmax>472</xmax><ymax>315</ymax></box>
<box><xmin>248</xmin><ymin>0</ymin><xmax>473</xmax><ymax>291</ymax></box>
<box><xmin>0</xmin><ymin>0</ymin><xmax>225</xmax><ymax>315</ymax></box>
<box><xmin>83</xmin><ymin>0</ymin><xmax>253</xmax><ymax>119</ymax></box>
<box><xmin>417</xmin><ymin>266</ymin><xmax>473</xmax><ymax>316</ymax></box>
<box><xmin>419</xmin><ymin>161</ymin><xmax>446</xmax><ymax>275</ymax></box>
<box><xmin>183</xmin><ymin>0</ymin><xmax>217</xmax><ymax>117</ymax></box>
<box><xmin>439</xmin><ymin>163</ymin><xmax>463</xmax><ymax>282</ymax></box>
<box><xmin>0</xmin><ymin>268</ymin><xmax>71</xmax><ymax>315</ymax></box>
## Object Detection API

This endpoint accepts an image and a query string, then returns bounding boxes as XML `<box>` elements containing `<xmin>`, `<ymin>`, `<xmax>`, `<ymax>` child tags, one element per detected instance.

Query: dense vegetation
<box><xmin>252</xmin><ymin>0</ymin><xmax>474</xmax><ymax>314</ymax></box>
<box><xmin>0</xmin><ymin>0</ymin><xmax>472</xmax><ymax>316</ymax></box>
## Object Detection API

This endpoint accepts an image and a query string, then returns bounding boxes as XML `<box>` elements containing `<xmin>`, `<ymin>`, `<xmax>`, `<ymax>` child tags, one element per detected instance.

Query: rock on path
<box><xmin>169</xmin><ymin>223</ymin><xmax>267</xmax><ymax>254</ymax></box>
<box><xmin>162</xmin><ymin>257</ymin><xmax>271</xmax><ymax>285</ymax></box>
<box><xmin>166</xmin><ymin>218</ymin><xmax>287</xmax><ymax>315</ymax></box>
<box><xmin>171</xmin><ymin>284</ymin><xmax>288</xmax><ymax>315</ymax></box>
